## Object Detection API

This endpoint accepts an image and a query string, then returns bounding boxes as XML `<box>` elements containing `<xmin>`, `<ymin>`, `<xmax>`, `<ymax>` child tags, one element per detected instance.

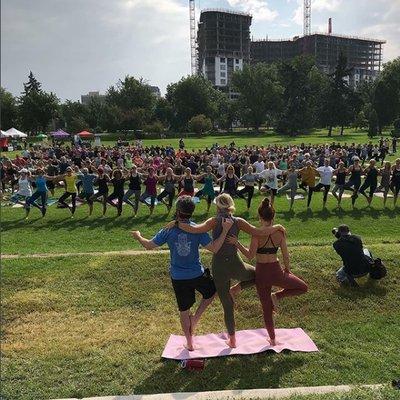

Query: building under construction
<box><xmin>196</xmin><ymin>7</ymin><xmax>385</xmax><ymax>90</ymax></box>
<box><xmin>251</xmin><ymin>32</ymin><xmax>385</xmax><ymax>87</ymax></box>
<box><xmin>196</xmin><ymin>9</ymin><xmax>252</xmax><ymax>93</ymax></box>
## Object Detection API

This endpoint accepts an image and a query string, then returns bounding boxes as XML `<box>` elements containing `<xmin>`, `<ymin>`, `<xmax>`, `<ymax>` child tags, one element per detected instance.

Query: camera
<box><xmin>332</xmin><ymin>227</ymin><xmax>341</xmax><ymax>239</ymax></box>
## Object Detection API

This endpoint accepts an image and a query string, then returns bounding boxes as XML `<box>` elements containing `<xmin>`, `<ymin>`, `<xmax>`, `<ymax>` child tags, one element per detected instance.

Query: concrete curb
<box><xmin>56</xmin><ymin>384</ymin><xmax>383</xmax><ymax>400</ymax></box>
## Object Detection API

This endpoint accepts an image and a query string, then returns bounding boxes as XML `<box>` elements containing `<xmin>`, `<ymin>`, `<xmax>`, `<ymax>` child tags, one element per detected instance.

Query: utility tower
<box><xmin>303</xmin><ymin>0</ymin><xmax>311</xmax><ymax>36</ymax></box>
<box><xmin>189</xmin><ymin>0</ymin><xmax>197</xmax><ymax>75</ymax></box>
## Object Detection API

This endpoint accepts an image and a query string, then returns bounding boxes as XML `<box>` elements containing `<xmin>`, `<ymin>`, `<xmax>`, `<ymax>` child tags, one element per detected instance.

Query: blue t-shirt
<box><xmin>152</xmin><ymin>222</ymin><xmax>212</xmax><ymax>280</ymax></box>
<box><xmin>36</xmin><ymin>176</ymin><xmax>48</xmax><ymax>192</ymax></box>
<box><xmin>78</xmin><ymin>173</ymin><xmax>97</xmax><ymax>194</ymax></box>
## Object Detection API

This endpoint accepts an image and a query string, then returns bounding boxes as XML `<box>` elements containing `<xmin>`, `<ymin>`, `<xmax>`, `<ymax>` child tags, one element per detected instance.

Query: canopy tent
<box><xmin>78</xmin><ymin>130</ymin><xmax>94</xmax><ymax>138</ymax></box>
<box><xmin>4</xmin><ymin>128</ymin><xmax>28</xmax><ymax>138</ymax></box>
<box><xmin>0</xmin><ymin>130</ymin><xmax>9</xmax><ymax>138</ymax></box>
<box><xmin>51</xmin><ymin>129</ymin><xmax>70</xmax><ymax>138</ymax></box>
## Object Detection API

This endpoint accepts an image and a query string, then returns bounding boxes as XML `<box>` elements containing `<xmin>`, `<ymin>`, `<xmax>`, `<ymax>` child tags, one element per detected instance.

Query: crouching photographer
<box><xmin>332</xmin><ymin>224</ymin><xmax>386</xmax><ymax>287</ymax></box>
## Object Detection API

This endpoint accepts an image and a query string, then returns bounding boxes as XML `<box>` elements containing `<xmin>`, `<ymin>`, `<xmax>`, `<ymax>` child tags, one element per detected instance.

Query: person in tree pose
<box><xmin>227</xmin><ymin>198</ymin><xmax>308</xmax><ymax>346</ymax></box>
<box><xmin>131</xmin><ymin>196</ymin><xmax>233</xmax><ymax>351</ymax></box>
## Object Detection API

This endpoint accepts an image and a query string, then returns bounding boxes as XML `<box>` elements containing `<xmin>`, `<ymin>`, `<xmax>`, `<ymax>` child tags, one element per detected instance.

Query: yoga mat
<box><xmin>374</xmin><ymin>192</ymin><xmax>393</xmax><ymax>198</ymax></box>
<box><xmin>162</xmin><ymin>328</ymin><xmax>318</xmax><ymax>360</ymax></box>
<box><xmin>144</xmin><ymin>197</ymin><xmax>160</xmax><ymax>206</ymax></box>
<box><xmin>328</xmin><ymin>192</ymin><xmax>351</xmax><ymax>199</ymax></box>
<box><xmin>286</xmin><ymin>194</ymin><xmax>305</xmax><ymax>200</ymax></box>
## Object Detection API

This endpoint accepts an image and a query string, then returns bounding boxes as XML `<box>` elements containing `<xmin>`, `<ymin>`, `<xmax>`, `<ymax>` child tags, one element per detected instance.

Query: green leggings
<box><xmin>212</xmin><ymin>253</ymin><xmax>255</xmax><ymax>335</ymax></box>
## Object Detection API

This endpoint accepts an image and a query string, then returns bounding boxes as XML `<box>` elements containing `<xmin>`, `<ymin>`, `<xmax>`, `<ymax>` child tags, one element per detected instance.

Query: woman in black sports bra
<box><xmin>228</xmin><ymin>197</ymin><xmax>308</xmax><ymax>346</ymax></box>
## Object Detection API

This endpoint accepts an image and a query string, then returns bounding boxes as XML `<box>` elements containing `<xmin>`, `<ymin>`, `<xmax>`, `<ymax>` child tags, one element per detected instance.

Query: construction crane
<box><xmin>304</xmin><ymin>0</ymin><xmax>311</xmax><ymax>36</ymax></box>
<box><xmin>189</xmin><ymin>0</ymin><xmax>196</xmax><ymax>75</ymax></box>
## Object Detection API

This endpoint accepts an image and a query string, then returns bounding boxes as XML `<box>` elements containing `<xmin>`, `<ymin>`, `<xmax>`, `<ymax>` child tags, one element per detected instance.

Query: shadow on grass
<box><xmin>333</xmin><ymin>278</ymin><xmax>388</xmax><ymax>300</ymax></box>
<box><xmin>134</xmin><ymin>352</ymin><xmax>306</xmax><ymax>395</ymax></box>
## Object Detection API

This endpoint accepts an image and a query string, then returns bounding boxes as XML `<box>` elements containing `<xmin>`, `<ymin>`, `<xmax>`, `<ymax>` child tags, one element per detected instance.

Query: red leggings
<box><xmin>255</xmin><ymin>261</ymin><xmax>308</xmax><ymax>340</ymax></box>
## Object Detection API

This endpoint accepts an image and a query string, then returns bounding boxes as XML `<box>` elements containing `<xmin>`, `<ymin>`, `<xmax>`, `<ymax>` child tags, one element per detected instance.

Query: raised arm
<box><xmin>236</xmin><ymin>218</ymin><xmax>286</xmax><ymax>237</ymax></box>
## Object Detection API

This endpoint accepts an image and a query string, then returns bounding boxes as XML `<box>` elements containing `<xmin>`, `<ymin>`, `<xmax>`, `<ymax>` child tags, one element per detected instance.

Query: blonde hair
<box><xmin>215</xmin><ymin>193</ymin><xmax>235</xmax><ymax>213</ymax></box>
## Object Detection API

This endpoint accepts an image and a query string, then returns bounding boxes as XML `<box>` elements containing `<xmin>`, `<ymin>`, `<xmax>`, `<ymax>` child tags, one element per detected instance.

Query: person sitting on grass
<box><xmin>332</xmin><ymin>224</ymin><xmax>386</xmax><ymax>287</ymax></box>
<box><xmin>130</xmin><ymin>196</ymin><xmax>233</xmax><ymax>352</ymax></box>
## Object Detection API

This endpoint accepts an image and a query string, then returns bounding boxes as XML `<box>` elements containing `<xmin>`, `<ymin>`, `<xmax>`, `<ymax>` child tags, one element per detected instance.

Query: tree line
<box><xmin>1</xmin><ymin>55</ymin><xmax>399</xmax><ymax>138</ymax></box>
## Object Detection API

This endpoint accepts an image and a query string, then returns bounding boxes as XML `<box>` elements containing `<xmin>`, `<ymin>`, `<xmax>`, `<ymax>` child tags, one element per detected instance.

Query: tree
<box><xmin>0</xmin><ymin>87</ymin><xmax>18</xmax><ymax>130</ymax></box>
<box><xmin>276</xmin><ymin>56</ymin><xmax>325</xmax><ymax>135</ymax></box>
<box><xmin>188</xmin><ymin>114</ymin><xmax>212</xmax><ymax>136</ymax></box>
<box><xmin>106</xmin><ymin>76</ymin><xmax>156</xmax><ymax>131</ymax></box>
<box><xmin>368</xmin><ymin>109</ymin><xmax>379</xmax><ymax>138</ymax></box>
<box><xmin>154</xmin><ymin>97</ymin><xmax>174</xmax><ymax>129</ymax></box>
<box><xmin>23</xmin><ymin>71</ymin><xmax>42</xmax><ymax>94</ymax></box>
<box><xmin>18</xmin><ymin>72</ymin><xmax>59</xmax><ymax>134</ymax></box>
<box><xmin>166</xmin><ymin>75</ymin><xmax>221</xmax><ymax>130</ymax></box>
<box><xmin>352</xmin><ymin>111</ymin><xmax>368</xmax><ymax>130</ymax></box>
<box><xmin>60</xmin><ymin>100</ymin><xmax>88</xmax><ymax>132</ymax></box>
<box><xmin>231</xmin><ymin>63</ymin><xmax>283</xmax><ymax>131</ymax></box>
<box><xmin>320</xmin><ymin>53</ymin><xmax>356</xmax><ymax>136</ymax></box>
<box><xmin>373</xmin><ymin>58</ymin><xmax>400</xmax><ymax>133</ymax></box>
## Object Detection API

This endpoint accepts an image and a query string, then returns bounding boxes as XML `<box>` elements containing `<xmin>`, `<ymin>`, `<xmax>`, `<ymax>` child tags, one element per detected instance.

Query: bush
<box><xmin>188</xmin><ymin>114</ymin><xmax>212</xmax><ymax>136</ymax></box>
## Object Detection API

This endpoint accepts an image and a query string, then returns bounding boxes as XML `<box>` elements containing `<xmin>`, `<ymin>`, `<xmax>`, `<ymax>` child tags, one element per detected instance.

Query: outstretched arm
<box><xmin>130</xmin><ymin>231</ymin><xmax>159</xmax><ymax>250</ymax></box>
<box><xmin>166</xmin><ymin>217</ymin><xmax>217</xmax><ymax>233</ymax></box>
<box><xmin>237</xmin><ymin>218</ymin><xmax>286</xmax><ymax>237</ymax></box>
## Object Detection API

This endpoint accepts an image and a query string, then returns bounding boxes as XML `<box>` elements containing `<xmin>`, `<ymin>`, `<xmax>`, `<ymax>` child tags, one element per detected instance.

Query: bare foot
<box><xmin>184</xmin><ymin>343</ymin><xmax>194</xmax><ymax>351</ymax></box>
<box><xmin>229</xmin><ymin>284</ymin><xmax>241</xmax><ymax>306</ymax></box>
<box><xmin>226</xmin><ymin>335</ymin><xmax>236</xmax><ymax>348</ymax></box>
<box><xmin>271</xmin><ymin>293</ymin><xmax>279</xmax><ymax>313</ymax></box>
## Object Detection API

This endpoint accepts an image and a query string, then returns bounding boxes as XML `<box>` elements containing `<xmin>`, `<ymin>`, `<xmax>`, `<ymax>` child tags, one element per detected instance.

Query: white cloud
<box><xmin>313</xmin><ymin>0</ymin><xmax>342</xmax><ymax>12</ymax></box>
<box><xmin>226</xmin><ymin>0</ymin><xmax>278</xmax><ymax>21</ymax></box>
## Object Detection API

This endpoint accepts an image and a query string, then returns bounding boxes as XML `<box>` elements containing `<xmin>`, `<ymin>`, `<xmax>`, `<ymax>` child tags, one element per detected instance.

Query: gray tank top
<box><xmin>212</xmin><ymin>212</ymin><xmax>239</xmax><ymax>256</ymax></box>
<box><xmin>287</xmin><ymin>171</ymin><xmax>298</xmax><ymax>187</ymax></box>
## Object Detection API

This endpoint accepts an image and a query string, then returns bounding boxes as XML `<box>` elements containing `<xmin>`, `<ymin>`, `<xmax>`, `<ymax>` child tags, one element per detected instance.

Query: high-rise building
<box><xmin>197</xmin><ymin>9</ymin><xmax>252</xmax><ymax>94</ymax></box>
<box><xmin>251</xmin><ymin>33</ymin><xmax>385</xmax><ymax>87</ymax></box>
<box><xmin>81</xmin><ymin>91</ymin><xmax>106</xmax><ymax>105</ymax></box>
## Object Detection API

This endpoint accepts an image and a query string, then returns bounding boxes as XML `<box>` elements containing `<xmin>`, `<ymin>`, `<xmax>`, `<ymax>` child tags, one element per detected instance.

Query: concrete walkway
<box><xmin>57</xmin><ymin>384</ymin><xmax>383</xmax><ymax>400</ymax></box>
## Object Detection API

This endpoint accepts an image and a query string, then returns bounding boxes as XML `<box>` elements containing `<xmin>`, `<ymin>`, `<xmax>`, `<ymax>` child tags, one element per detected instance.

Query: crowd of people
<box><xmin>1</xmin><ymin>136</ymin><xmax>399</xmax><ymax>218</ymax></box>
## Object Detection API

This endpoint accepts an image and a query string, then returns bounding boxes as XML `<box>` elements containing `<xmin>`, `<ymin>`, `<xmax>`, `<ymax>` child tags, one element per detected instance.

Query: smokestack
<box><xmin>328</xmin><ymin>17</ymin><xmax>332</xmax><ymax>35</ymax></box>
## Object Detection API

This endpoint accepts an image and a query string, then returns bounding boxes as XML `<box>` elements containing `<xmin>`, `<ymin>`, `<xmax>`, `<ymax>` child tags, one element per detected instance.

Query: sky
<box><xmin>1</xmin><ymin>0</ymin><xmax>399</xmax><ymax>101</ymax></box>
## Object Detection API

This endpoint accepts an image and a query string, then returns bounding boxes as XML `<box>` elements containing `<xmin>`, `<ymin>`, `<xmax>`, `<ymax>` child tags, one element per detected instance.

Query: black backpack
<box><xmin>369</xmin><ymin>258</ymin><xmax>387</xmax><ymax>280</ymax></box>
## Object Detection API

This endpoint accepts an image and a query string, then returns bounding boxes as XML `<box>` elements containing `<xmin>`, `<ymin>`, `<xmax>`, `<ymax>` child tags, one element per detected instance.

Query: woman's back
<box><xmin>255</xmin><ymin>230</ymin><xmax>284</xmax><ymax>264</ymax></box>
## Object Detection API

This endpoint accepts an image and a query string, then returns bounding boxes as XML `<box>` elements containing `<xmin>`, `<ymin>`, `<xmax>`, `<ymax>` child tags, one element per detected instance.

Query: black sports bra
<box><xmin>257</xmin><ymin>235</ymin><xmax>279</xmax><ymax>254</ymax></box>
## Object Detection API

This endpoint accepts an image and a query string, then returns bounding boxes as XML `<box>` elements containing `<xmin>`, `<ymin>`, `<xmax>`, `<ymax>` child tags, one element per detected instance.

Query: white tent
<box><xmin>4</xmin><ymin>128</ymin><xmax>28</xmax><ymax>138</ymax></box>
<box><xmin>0</xmin><ymin>130</ymin><xmax>9</xmax><ymax>138</ymax></box>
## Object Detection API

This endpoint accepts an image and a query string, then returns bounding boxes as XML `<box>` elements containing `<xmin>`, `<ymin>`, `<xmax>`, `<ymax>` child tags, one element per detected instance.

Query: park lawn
<box><xmin>1</xmin><ymin>128</ymin><xmax>396</xmax><ymax>159</ymax></box>
<box><xmin>2</xmin><ymin>245</ymin><xmax>399</xmax><ymax>400</ymax></box>
<box><xmin>1</xmin><ymin>185</ymin><xmax>399</xmax><ymax>255</ymax></box>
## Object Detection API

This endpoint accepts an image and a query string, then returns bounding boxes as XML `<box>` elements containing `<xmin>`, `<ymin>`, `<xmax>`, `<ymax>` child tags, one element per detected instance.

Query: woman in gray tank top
<box><xmin>170</xmin><ymin>193</ymin><xmax>284</xmax><ymax>348</ymax></box>
<box><xmin>277</xmin><ymin>165</ymin><xmax>299</xmax><ymax>210</ymax></box>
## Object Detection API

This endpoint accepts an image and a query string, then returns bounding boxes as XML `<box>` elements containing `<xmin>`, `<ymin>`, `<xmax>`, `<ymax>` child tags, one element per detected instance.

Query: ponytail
<box><xmin>258</xmin><ymin>197</ymin><xmax>275</xmax><ymax>221</ymax></box>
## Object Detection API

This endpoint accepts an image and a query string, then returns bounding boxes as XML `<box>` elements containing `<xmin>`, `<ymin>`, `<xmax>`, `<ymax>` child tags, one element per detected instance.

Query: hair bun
<box><xmin>262</xmin><ymin>197</ymin><xmax>270</xmax><ymax>207</ymax></box>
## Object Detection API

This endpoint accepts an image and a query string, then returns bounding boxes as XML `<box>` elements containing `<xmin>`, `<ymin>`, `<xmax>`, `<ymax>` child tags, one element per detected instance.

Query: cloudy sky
<box><xmin>1</xmin><ymin>0</ymin><xmax>399</xmax><ymax>101</ymax></box>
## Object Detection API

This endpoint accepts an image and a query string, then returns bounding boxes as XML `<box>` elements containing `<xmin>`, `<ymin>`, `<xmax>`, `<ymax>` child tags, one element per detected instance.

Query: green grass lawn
<box><xmin>1</xmin><ymin>185</ymin><xmax>399</xmax><ymax>255</ymax></box>
<box><xmin>2</xmin><ymin>246</ymin><xmax>399</xmax><ymax>400</ymax></box>
<box><xmin>1</xmin><ymin>128</ymin><xmax>396</xmax><ymax>159</ymax></box>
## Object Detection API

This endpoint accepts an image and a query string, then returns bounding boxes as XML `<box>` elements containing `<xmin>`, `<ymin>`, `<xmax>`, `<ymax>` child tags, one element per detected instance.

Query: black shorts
<box><xmin>47</xmin><ymin>180</ymin><xmax>55</xmax><ymax>190</ymax></box>
<box><xmin>171</xmin><ymin>269</ymin><xmax>216</xmax><ymax>312</ymax></box>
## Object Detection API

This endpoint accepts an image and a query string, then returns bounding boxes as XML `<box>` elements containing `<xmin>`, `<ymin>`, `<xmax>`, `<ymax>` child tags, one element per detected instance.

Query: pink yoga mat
<box><xmin>162</xmin><ymin>328</ymin><xmax>318</xmax><ymax>360</ymax></box>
